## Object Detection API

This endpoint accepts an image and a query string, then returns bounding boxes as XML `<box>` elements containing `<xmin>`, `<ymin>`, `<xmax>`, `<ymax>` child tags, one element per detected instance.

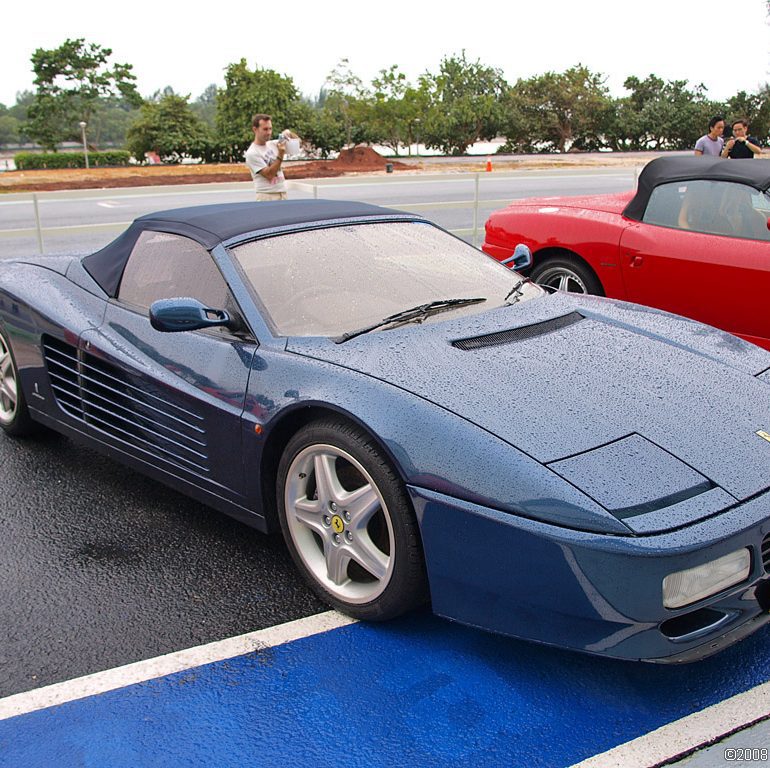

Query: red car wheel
<box><xmin>531</xmin><ymin>256</ymin><xmax>603</xmax><ymax>295</ymax></box>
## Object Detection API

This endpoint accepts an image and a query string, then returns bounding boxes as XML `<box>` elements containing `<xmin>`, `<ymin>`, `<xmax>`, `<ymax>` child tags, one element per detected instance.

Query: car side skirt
<box><xmin>29</xmin><ymin>406</ymin><xmax>270</xmax><ymax>532</ymax></box>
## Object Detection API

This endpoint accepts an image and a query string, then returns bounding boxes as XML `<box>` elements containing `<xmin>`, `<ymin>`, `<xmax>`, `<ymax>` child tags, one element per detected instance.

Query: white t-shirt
<box><xmin>244</xmin><ymin>140</ymin><xmax>286</xmax><ymax>193</ymax></box>
<box><xmin>694</xmin><ymin>134</ymin><xmax>724</xmax><ymax>157</ymax></box>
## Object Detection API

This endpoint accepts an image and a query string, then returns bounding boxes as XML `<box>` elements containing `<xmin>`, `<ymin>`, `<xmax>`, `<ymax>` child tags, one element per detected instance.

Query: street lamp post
<box><xmin>79</xmin><ymin>121</ymin><xmax>89</xmax><ymax>169</ymax></box>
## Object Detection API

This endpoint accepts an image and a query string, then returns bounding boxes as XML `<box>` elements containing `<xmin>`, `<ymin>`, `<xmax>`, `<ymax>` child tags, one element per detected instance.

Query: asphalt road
<box><xmin>0</xmin><ymin>167</ymin><xmax>637</xmax><ymax>257</ymax></box>
<box><xmin>0</xmin><ymin>167</ymin><xmax>635</xmax><ymax>699</ymax></box>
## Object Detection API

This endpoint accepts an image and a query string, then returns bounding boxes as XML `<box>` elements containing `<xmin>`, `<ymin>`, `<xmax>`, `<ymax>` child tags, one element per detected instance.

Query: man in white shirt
<box><xmin>244</xmin><ymin>113</ymin><xmax>287</xmax><ymax>201</ymax></box>
<box><xmin>694</xmin><ymin>116</ymin><xmax>725</xmax><ymax>157</ymax></box>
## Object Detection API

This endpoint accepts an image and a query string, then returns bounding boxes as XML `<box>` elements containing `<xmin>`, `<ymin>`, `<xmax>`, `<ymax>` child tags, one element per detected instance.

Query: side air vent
<box><xmin>42</xmin><ymin>338</ymin><xmax>83</xmax><ymax>419</ymax></box>
<box><xmin>762</xmin><ymin>533</ymin><xmax>770</xmax><ymax>574</ymax></box>
<box><xmin>42</xmin><ymin>336</ymin><xmax>209</xmax><ymax>475</ymax></box>
<box><xmin>453</xmin><ymin>312</ymin><xmax>584</xmax><ymax>351</ymax></box>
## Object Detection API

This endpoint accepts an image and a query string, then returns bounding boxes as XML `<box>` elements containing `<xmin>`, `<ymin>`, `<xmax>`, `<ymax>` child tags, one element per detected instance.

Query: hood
<box><xmin>288</xmin><ymin>292</ymin><xmax>770</xmax><ymax>509</ymax></box>
<box><xmin>499</xmin><ymin>191</ymin><xmax>633</xmax><ymax>216</ymax></box>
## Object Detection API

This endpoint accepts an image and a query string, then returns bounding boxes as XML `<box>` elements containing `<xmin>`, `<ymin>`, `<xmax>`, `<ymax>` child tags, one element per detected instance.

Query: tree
<box><xmin>25</xmin><ymin>38</ymin><xmax>141</xmax><ymax>151</ymax></box>
<box><xmin>89</xmin><ymin>97</ymin><xmax>141</xmax><ymax>147</ymax></box>
<box><xmin>191</xmin><ymin>84</ymin><xmax>218</xmax><ymax>130</ymax></box>
<box><xmin>8</xmin><ymin>90</ymin><xmax>34</xmax><ymax>122</ymax></box>
<box><xmin>605</xmin><ymin>75</ymin><xmax>719</xmax><ymax>151</ymax></box>
<box><xmin>6</xmin><ymin>91</ymin><xmax>35</xmax><ymax>145</ymax></box>
<box><xmin>324</xmin><ymin>58</ymin><xmax>375</xmax><ymax>147</ymax></box>
<box><xmin>148</xmin><ymin>86</ymin><xmax>179</xmax><ymax>101</ymax></box>
<box><xmin>215</xmin><ymin>59</ymin><xmax>302</xmax><ymax>158</ymax></box>
<box><xmin>419</xmin><ymin>52</ymin><xmax>507</xmax><ymax>155</ymax></box>
<box><xmin>726</xmin><ymin>87</ymin><xmax>770</xmax><ymax>141</ymax></box>
<box><xmin>0</xmin><ymin>108</ymin><xmax>20</xmax><ymax>148</ymax></box>
<box><xmin>502</xmin><ymin>65</ymin><xmax>612</xmax><ymax>153</ymax></box>
<box><xmin>369</xmin><ymin>66</ymin><xmax>426</xmax><ymax>155</ymax></box>
<box><xmin>300</xmin><ymin>106</ymin><xmax>349</xmax><ymax>157</ymax></box>
<box><xmin>126</xmin><ymin>93</ymin><xmax>210</xmax><ymax>162</ymax></box>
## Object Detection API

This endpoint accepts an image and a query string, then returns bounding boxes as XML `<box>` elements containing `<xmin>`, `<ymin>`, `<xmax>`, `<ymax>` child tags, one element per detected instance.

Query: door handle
<box><xmin>629</xmin><ymin>255</ymin><xmax>644</xmax><ymax>268</ymax></box>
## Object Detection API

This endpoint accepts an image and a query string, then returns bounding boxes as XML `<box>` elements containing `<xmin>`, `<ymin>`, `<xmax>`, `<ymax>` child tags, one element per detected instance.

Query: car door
<box><xmin>80</xmin><ymin>230</ymin><xmax>257</xmax><ymax>504</ymax></box>
<box><xmin>618</xmin><ymin>179</ymin><xmax>770</xmax><ymax>348</ymax></box>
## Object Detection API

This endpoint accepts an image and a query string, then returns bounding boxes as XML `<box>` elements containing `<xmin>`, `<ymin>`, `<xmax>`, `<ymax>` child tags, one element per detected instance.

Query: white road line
<box><xmin>0</xmin><ymin>220</ymin><xmax>131</xmax><ymax>236</ymax></box>
<box><xmin>570</xmin><ymin>680</ymin><xmax>770</xmax><ymax>768</ymax></box>
<box><xmin>0</xmin><ymin>184</ymin><xmax>253</xmax><ymax>206</ymax></box>
<box><xmin>0</xmin><ymin>611</ymin><xmax>355</xmax><ymax>722</ymax></box>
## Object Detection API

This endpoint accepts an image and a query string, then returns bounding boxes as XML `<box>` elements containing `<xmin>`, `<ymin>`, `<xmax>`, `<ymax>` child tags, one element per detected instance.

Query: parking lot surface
<box><xmin>2</xmin><ymin>612</ymin><xmax>770</xmax><ymax>767</ymax></box>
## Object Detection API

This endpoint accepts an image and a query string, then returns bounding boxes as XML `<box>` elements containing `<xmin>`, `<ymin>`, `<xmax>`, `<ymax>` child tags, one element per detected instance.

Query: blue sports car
<box><xmin>2</xmin><ymin>200</ymin><xmax>770</xmax><ymax>662</ymax></box>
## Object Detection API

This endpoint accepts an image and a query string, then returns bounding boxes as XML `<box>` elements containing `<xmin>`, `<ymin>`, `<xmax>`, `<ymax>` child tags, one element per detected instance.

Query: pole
<box><xmin>32</xmin><ymin>194</ymin><xmax>44</xmax><ymax>254</ymax></box>
<box><xmin>79</xmin><ymin>122</ymin><xmax>89</xmax><ymax>169</ymax></box>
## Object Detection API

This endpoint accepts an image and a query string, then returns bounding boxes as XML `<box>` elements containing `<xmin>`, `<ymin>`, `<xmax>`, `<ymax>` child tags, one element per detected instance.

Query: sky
<box><xmin>2</xmin><ymin>0</ymin><xmax>769</xmax><ymax>108</ymax></box>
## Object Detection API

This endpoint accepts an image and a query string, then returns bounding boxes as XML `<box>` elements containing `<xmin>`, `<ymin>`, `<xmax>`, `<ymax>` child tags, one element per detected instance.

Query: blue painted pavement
<box><xmin>2</xmin><ymin>613</ymin><xmax>770</xmax><ymax>768</ymax></box>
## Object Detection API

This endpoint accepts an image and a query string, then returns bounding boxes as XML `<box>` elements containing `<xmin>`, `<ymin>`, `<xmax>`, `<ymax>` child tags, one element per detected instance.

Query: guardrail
<box><xmin>0</xmin><ymin>168</ymin><xmax>639</xmax><ymax>254</ymax></box>
<box><xmin>291</xmin><ymin>174</ymin><xmax>512</xmax><ymax>244</ymax></box>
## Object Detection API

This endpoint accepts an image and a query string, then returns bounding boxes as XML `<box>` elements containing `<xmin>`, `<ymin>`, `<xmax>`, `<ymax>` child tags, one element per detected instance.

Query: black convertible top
<box><xmin>82</xmin><ymin>200</ymin><xmax>409</xmax><ymax>297</ymax></box>
<box><xmin>624</xmin><ymin>156</ymin><xmax>770</xmax><ymax>221</ymax></box>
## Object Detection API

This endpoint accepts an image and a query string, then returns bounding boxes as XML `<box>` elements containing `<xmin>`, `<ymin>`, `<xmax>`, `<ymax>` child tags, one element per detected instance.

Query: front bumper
<box><xmin>409</xmin><ymin>485</ymin><xmax>770</xmax><ymax>663</ymax></box>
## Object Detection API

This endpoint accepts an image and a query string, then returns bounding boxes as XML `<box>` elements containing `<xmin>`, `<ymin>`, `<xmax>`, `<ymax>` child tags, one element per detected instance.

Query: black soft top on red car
<box><xmin>623</xmin><ymin>156</ymin><xmax>770</xmax><ymax>222</ymax></box>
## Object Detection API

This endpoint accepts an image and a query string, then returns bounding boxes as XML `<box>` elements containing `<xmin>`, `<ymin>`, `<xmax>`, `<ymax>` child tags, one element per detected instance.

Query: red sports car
<box><xmin>483</xmin><ymin>156</ymin><xmax>770</xmax><ymax>350</ymax></box>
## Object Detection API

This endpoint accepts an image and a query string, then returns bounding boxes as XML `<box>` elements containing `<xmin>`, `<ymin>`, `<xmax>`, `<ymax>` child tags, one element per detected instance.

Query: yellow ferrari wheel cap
<box><xmin>331</xmin><ymin>515</ymin><xmax>345</xmax><ymax>533</ymax></box>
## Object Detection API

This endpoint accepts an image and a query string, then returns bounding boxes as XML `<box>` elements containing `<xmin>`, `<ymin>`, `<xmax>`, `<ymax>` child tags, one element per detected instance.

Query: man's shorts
<box><xmin>255</xmin><ymin>192</ymin><xmax>288</xmax><ymax>201</ymax></box>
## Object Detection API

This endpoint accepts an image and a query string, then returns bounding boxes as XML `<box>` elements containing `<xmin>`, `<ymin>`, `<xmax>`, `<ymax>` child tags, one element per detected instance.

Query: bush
<box><xmin>195</xmin><ymin>139</ymin><xmax>247</xmax><ymax>164</ymax></box>
<box><xmin>126</xmin><ymin>95</ymin><xmax>210</xmax><ymax>163</ymax></box>
<box><xmin>14</xmin><ymin>150</ymin><xmax>131</xmax><ymax>170</ymax></box>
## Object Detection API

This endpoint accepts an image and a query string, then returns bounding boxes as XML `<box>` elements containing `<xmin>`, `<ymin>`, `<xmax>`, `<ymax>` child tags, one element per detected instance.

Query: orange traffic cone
<box><xmin>485</xmin><ymin>157</ymin><xmax>493</xmax><ymax>172</ymax></box>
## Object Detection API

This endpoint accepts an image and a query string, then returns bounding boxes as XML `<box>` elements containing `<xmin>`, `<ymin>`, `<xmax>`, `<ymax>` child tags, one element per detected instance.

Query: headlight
<box><xmin>663</xmin><ymin>549</ymin><xmax>751</xmax><ymax>609</ymax></box>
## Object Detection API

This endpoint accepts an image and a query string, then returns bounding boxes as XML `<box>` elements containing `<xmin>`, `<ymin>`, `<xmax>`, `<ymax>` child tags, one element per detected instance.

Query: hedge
<box><xmin>14</xmin><ymin>150</ymin><xmax>131</xmax><ymax>170</ymax></box>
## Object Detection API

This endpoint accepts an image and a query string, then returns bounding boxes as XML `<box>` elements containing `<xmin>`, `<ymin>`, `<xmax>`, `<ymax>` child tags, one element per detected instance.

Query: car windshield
<box><xmin>230</xmin><ymin>221</ymin><xmax>541</xmax><ymax>337</ymax></box>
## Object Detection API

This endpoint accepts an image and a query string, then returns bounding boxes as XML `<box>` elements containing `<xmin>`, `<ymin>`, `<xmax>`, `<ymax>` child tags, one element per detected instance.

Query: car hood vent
<box><xmin>42</xmin><ymin>335</ymin><xmax>209</xmax><ymax>475</ymax></box>
<box><xmin>452</xmin><ymin>312</ymin><xmax>584</xmax><ymax>350</ymax></box>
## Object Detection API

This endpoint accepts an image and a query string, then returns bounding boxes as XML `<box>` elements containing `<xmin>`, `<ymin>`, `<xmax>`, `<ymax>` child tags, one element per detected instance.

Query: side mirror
<box><xmin>150</xmin><ymin>297</ymin><xmax>232</xmax><ymax>333</ymax></box>
<box><xmin>501</xmin><ymin>243</ymin><xmax>533</xmax><ymax>270</ymax></box>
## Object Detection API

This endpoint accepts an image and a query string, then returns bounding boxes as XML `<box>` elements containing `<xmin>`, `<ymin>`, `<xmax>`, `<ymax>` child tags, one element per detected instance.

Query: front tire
<box><xmin>277</xmin><ymin>418</ymin><xmax>427</xmax><ymax>621</ymax></box>
<box><xmin>0</xmin><ymin>328</ymin><xmax>37</xmax><ymax>437</ymax></box>
<box><xmin>530</xmin><ymin>254</ymin><xmax>603</xmax><ymax>295</ymax></box>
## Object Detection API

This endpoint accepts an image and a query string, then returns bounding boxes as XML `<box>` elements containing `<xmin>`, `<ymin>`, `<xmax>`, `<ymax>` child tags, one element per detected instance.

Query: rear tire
<box><xmin>0</xmin><ymin>328</ymin><xmax>37</xmax><ymax>437</ymax></box>
<box><xmin>531</xmin><ymin>254</ymin><xmax>603</xmax><ymax>295</ymax></box>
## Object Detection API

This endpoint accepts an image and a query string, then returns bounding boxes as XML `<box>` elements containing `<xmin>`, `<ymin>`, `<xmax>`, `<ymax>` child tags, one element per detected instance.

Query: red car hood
<box><xmin>503</xmin><ymin>190</ymin><xmax>633</xmax><ymax>215</ymax></box>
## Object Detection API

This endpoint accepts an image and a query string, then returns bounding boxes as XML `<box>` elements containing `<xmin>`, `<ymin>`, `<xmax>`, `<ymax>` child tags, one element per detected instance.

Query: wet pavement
<box><xmin>0</xmin><ymin>429</ymin><xmax>325</xmax><ymax>698</ymax></box>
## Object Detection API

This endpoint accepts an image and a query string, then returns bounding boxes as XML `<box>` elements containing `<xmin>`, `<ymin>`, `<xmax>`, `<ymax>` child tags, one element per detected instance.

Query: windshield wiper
<box><xmin>503</xmin><ymin>277</ymin><xmax>532</xmax><ymax>305</ymax></box>
<box><xmin>335</xmin><ymin>297</ymin><xmax>487</xmax><ymax>343</ymax></box>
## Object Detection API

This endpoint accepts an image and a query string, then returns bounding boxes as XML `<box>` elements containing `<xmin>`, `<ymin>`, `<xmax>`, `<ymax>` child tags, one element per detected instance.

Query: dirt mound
<box><xmin>284</xmin><ymin>146</ymin><xmax>410</xmax><ymax>180</ymax></box>
<box><xmin>332</xmin><ymin>146</ymin><xmax>410</xmax><ymax>171</ymax></box>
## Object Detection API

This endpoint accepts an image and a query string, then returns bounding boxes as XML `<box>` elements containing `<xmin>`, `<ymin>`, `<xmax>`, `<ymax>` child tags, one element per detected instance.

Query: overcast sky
<box><xmin>2</xmin><ymin>0</ymin><xmax>769</xmax><ymax>107</ymax></box>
